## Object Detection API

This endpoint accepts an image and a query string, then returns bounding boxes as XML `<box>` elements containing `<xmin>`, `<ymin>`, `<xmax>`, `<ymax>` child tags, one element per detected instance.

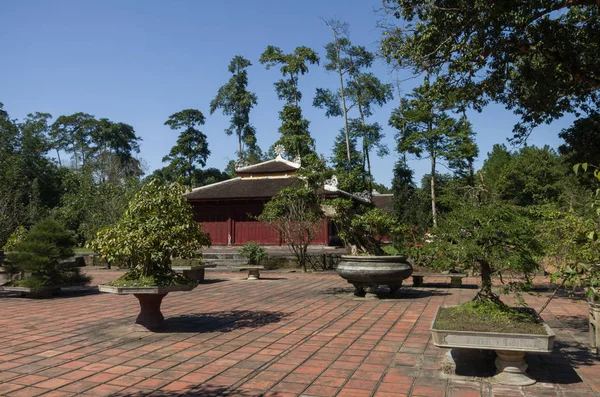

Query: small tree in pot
<box><xmin>88</xmin><ymin>180</ymin><xmax>211</xmax><ymax>330</ymax></box>
<box><xmin>428</xmin><ymin>187</ymin><xmax>553</xmax><ymax>386</ymax></box>
<box><xmin>238</xmin><ymin>242</ymin><xmax>268</xmax><ymax>266</ymax></box>
<box><xmin>331</xmin><ymin>199</ymin><xmax>413</xmax><ymax>298</ymax></box>
<box><xmin>5</xmin><ymin>220</ymin><xmax>90</xmax><ymax>295</ymax></box>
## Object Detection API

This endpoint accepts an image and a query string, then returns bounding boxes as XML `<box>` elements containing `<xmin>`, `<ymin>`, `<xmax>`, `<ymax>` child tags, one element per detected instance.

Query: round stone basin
<box><xmin>336</xmin><ymin>255</ymin><xmax>413</xmax><ymax>298</ymax></box>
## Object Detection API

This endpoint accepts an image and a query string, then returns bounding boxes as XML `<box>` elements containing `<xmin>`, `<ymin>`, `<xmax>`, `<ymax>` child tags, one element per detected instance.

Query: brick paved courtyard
<box><xmin>0</xmin><ymin>270</ymin><xmax>598</xmax><ymax>397</ymax></box>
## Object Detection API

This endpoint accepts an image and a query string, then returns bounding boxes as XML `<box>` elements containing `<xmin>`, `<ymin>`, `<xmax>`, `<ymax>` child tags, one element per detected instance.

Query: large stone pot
<box><xmin>336</xmin><ymin>255</ymin><xmax>413</xmax><ymax>298</ymax></box>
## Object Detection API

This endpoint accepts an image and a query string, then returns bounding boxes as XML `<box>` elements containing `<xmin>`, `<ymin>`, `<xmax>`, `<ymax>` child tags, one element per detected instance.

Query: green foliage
<box><xmin>534</xmin><ymin>168</ymin><xmax>600</xmax><ymax>301</ymax></box>
<box><xmin>429</xmin><ymin>188</ymin><xmax>541</xmax><ymax>301</ymax></box>
<box><xmin>6</xmin><ymin>219</ymin><xmax>89</xmax><ymax>287</ymax></box>
<box><xmin>88</xmin><ymin>180</ymin><xmax>211</xmax><ymax>281</ymax></box>
<box><xmin>2</xmin><ymin>226</ymin><xmax>27</xmax><ymax>252</ymax></box>
<box><xmin>162</xmin><ymin>109</ymin><xmax>210</xmax><ymax>187</ymax></box>
<box><xmin>50</xmin><ymin>113</ymin><xmax>141</xmax><ymax>171</ymax></box>
<box><xmin>1</xmin><ymin>225</ymin><xmax>27</xmax><ymax>281</ymax></box>
<box><xmin>53</xmin><ymin>168</ymin><xmax>140</xmax><ymax>244</ymax></box>
<box><xmin>274</xmin><ymin>105</ymin><xmax>315</xmax><ymax>159</ymax></box>
<box><xmin>381</xmin><ymin>0</ymin><xmax>600</xmax><ymax>141</ymax></box>
<box><xmin>0</xmin><ymin>105</ymin><xmax>63</xmax><ymax>245</ymax></box>
<box><xmin>329</xmin><ymin>129</ymin><xmax>368</xmax><ymax>193</ymax></box>
<box><xmin>260</xmin><ymin>45</ymin><xmax>319</xmax><ymax>160</ymax></box>
<box><xmin>107</xmin><ymin>272</ymin><xmax>193</xmax><ymax>287</ymax></box>
<box><xmin>260</xmin><ymin>45</ymin><xmax>320</xmax><ymax>106</ymax></box>
<box><xmin>331</xmin><ymin>199</ymin><xmax>394</xmax><ymax>255</ymax></box>
<box><xmin>150</xmin><ymin>166</ymin><xmax>229</xmax><ymax>188</ymax></box>
<box><xmin>559</xmin><ymin>112</ymin><xmax>600</xmax><ymax>189</ymax></box>
<box><xmin>238</xmin><ymin>242</ymin><xmax>268</xmax><ymax>266</ymax></box>
<box><xmin>481</xmin><ymin>145</ymin><xmax>568</xmax><ymax>206</ymax></box>
<box><xmin>391</xmin><ymin>161</ymin><xmax>426</xmax><ymax>227</ymax></box>
<box><xmin>210</xmin><ymin>56</ymin><xmax>260</xmax><ymax>161</ymax></box>
<box><xmin>392</xmin><ymin>224</ymin><xmax>428</xmax><ymax>265</ymax></box>
<box><xmin>258</xmin><ymin>187</ymin><xmax>323</xmax><ymax>272</ymax></box>
<box><xmin>389</xmin><ymin>78</ymin><xmax>477</xmax><ymax>226</ymax></box>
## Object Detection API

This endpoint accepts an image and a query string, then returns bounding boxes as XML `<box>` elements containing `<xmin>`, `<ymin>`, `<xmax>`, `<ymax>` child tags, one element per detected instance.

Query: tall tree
<box><xmin>446</xmin><ymin>116</ymin><xmax>478</xmax><ymax>186</ymax></box>
<box><xmin>389</xmin><ymin>79</ymin><xmax>462</xmax><ymax>227</ymax></box>
<box><xmin>381</xmin><ymin>0</ymin><xmax>600</xmax><ymax>142</ymax></box>
<box><xmin>162</xmin><ymin>109</ymin><xmax>210</xmax><ymax>187</ymax></box>
<box><xmin>93</xmin><ymin>118</ymin><xmax>142</xmax><ymax>181</ymax></box>
<box><xmin>391</xmin><ymin>161</ymin><xmax>423</xmax><ymax>226</ymax></box>
<box><xmin>346</xmin><ymin>72</ymin><xmax>393</xmax><ymax>191</ymax></box>
<box><xmin>260</xmin><ymin>46</ymin><xmax>319</xmax><ymax>158</ymax></box>
<box><xmin>314</xmin><ymin>20</ymin><xmax>355</xmax><ymax>168</ymax></box>
<box><xmin>50</xmin><ymin>112</ymin><xmax>97</xmax><ymax>168</ymax></box>
<box><xmin>210</xmin><ymin>56</ymin><xmax>260</xmax><ymax>162</ymax></box>
<box><xmin>314</xmin><ymin>28</ymin><xmax>392</xmax><ymax>187</ymax></box>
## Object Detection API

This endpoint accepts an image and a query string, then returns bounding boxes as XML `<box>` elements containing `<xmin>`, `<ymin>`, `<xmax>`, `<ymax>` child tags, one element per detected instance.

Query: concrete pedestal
<box><xmin>134</xmin><ymin>293</ymin><xmax>167</xmax><ymax>331</ymax></box>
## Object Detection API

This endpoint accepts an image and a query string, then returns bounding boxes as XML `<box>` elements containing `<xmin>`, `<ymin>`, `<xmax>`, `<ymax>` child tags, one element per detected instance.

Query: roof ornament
<box><xmin>234</xmin><ymin>158</ymin><xmax>250</xmax><ymax>170</ymax></box>
<box><xmin>324</xmin><ymin>175</ymin><xmax>338</xmax><ymax>189</ymax></box>
<box><xmin>355</xmin><ymin>190</ymin><xmax>371</xmax><ymax>202</ymax></box>
<box><xmin>273</xmin><ymin>144</ymin><xmax>286</xmax><ymax>158</ymax></box>
<box><xmin>292</xmin><ymin>154</ymin><xmax>301</xmax><ymax>165</ymax></box>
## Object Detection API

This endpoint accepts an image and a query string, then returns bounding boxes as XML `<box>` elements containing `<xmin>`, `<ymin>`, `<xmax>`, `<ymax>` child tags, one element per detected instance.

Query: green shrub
<box><xmin>6</xmin><ymin>219</ymin><xmax>90</xmax><ymax>287</ymax></box>
<box><xmin>88</xmin><ymin>180</ymin><xmax>211</xmax><ymax>283</ymax></box>
<box><xmin>238</xmin><ymin>242</ymin><xmax>268</xmax><ymax>265</ymax></box>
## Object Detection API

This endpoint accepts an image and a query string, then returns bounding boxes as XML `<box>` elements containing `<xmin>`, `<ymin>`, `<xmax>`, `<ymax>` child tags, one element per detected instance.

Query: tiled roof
<box><xmin>235</xmin><ymin>156</ymin><xmax>300</xmax><ymax>175</ymax></box>
<box><xmin>187</xmin><ymin>177</ymin><xmax>304</xmax><ymax>200</ymax></box>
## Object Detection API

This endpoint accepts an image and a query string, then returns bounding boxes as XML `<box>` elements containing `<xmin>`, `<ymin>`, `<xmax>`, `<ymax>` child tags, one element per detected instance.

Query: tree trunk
<box><xmin>430</xmin><ymin>155</ymin><xmax>437</xmax><ymax>227</ymax></box>
<box><xmin>474</xmin><ymin>259</ymin><xmax>502</xmax><ymax>304</ymax></box>
<box><xmin>357</xmin><ymin>103</ymin><xmax>372</xmax><ymax>194</ymax></box>
<box><xmin>468</xmin><ymin>158</ymin><xmax>474</xmax><ymax>187</ymax></box>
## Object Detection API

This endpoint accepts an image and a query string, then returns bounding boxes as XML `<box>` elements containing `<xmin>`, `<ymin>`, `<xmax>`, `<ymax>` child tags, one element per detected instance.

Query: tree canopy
<box><xmin>381</xmin><ymin>0</ymin><xmax>600</xmax><ymax>141</ymax></box>
<box><xmin>210</xmin><ymin>56</ymin><xmax>260</xmax><ymax>162</ymax></box>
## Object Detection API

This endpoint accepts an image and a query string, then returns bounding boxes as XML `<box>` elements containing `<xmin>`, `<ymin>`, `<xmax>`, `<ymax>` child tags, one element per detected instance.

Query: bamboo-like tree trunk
<box><xmin>430</xmin><ymin>155</ymin><xmax>437</xmax><ymax>227</ymax></box>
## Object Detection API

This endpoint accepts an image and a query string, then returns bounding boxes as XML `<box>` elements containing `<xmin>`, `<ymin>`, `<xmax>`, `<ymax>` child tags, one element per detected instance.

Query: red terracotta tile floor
<box><xmin>0</xmin><ymin>269</ymin><xmax>598</xmax><ymax>396</ymax></box>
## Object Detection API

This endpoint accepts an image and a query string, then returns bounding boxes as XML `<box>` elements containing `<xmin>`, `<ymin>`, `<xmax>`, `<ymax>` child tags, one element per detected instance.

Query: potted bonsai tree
<box><xmin>427</xmin><ymin>191</ymin><xmax>554</xmax><ymax>386</ymax></box>
<box><xmin>331</xmin><ymin>198</ymin><xmax>413</xmax><ymax>298</ymax></box>
<box><xmin>238</xmin><ymin>242</ymin><xmax>268</xmax><ymax>266</ymax></box>
<box><xmin>3</xmin><ymin>220</ymin><xmax>90</xmax><ymax>297</ymax></box>
<box><xmin>88</xmin><ymin>180</ymin><xmax>211</xmax><ymax>331</ymax></box>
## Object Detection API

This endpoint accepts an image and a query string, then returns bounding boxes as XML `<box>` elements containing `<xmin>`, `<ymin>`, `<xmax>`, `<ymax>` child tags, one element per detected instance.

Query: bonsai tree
<box><xmin>238</xmin><ymin>242</ymin><xmax>268</xmax><ymax>266</ymax></box>
<box><xmin>6</xmin><ymin>219</ymin><xmax>90</xmax><ymax>288</ymax></box>
<box><xmin>259</xmin><ymin>187</ymin><xmax>323</xmax><ymax>272</ymax></box>
<box><xmin>88</xmin><ymin>180</ymin><xmax>211</xmax><ymax>286</ymax></box>
<box><xmin>429</xmin><ymin>186</ymin><xmax>541</xmax><ymax>308</ymax></box>
<box><xmin>330</xmin><ymin>198</ymin><xmax>394</xmax><ymax>256</ymax></box>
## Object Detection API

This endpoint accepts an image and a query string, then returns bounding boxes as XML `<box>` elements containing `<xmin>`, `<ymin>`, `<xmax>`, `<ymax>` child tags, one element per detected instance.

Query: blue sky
<box><xmin>1</xmin><ymin>0</ymin><xmax>570</xmax><ymax>187</ymax></box>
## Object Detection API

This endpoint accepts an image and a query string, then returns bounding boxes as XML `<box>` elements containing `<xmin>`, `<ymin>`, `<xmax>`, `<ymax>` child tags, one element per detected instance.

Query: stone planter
<box><xmin>336</xmin><ymin>255</ymin><xmax>413</xmax><ymax>298</ymax></box>
<box><xmin>431</xmin><ymin>306</ymin><xmax>555</xmax><ymax>386</ymax></box>
<box><xmin>1</xmin><ymin>285</ymin><xmax>60</xmax><ymax>298</ymax></box>
<box><xmin>172</xmin><ymin>263</ymin><xmax>216</xmax><ymax>282</ymax></box>
<box><xmin>98</xmin><ymin>284</ymin><xmax>196</xmax><ymax>331</ymax></box>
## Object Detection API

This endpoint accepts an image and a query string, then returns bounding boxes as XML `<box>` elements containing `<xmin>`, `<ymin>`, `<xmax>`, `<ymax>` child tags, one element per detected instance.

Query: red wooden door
<box><xmin>192</xmin><ymin>203</ymin><xmax>229</xmax><ymax>245</ymax></box>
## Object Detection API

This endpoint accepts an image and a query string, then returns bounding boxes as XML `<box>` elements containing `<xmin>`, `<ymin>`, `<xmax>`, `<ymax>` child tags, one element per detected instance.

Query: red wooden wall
<box><xmin>190</xmin><ymin>199</ymin><xmax>330</xmax><ymax>246</ymax></box>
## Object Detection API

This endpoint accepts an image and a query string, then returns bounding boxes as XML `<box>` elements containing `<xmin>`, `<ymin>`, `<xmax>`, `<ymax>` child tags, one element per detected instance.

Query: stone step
<box><xmin>202</xmin><ymin>253</ymin><xmax>245</xmax><ymax>260</ymax></box>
